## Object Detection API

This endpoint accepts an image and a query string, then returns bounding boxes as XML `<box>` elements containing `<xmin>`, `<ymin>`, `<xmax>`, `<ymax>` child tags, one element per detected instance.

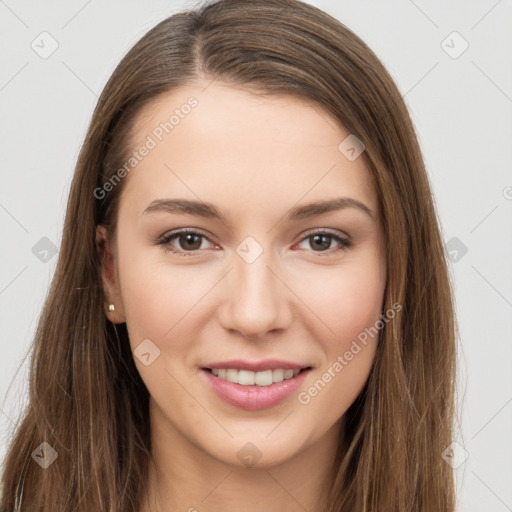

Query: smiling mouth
<box><xmin>203</xmin><ymin>367</ymin><xmax>312</xmax><ymax>387</ymax></box>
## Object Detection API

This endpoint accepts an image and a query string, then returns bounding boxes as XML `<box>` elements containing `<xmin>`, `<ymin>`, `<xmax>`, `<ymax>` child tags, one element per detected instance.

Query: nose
<box><xmin>217</xmin><ymin>249</ymin><xmax>293</xmax><ymax>340</ymax></box>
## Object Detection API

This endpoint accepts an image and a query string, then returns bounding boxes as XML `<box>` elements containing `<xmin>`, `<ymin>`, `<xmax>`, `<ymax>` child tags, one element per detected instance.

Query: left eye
<box><xmin>296</xmin><ymin>232</ymin><xmax>351</xmax><ymax>253</ymax></box>
<box><xmin>157</xmin><ymin>229</ymin><xmax>351</xmax><ymax>256</ymax></box>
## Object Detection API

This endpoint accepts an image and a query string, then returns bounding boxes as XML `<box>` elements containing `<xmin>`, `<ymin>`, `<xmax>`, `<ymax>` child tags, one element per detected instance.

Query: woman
<box><xmin>0</xmin><ymin>0</ymin><xmax>457</xmax><ymax>510</ymax></box>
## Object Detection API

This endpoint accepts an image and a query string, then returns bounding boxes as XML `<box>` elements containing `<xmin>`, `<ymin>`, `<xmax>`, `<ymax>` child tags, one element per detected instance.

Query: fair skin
<box><xmin>96</xmin><ymin>79</ymin><xmax>386</xmax><ymax>511</ymax></box>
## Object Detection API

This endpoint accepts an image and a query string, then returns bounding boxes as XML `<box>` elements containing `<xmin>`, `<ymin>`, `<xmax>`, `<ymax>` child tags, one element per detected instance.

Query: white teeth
<box><xmin>283</xmin><ymin>369</ymin><xmax>294</xmax><ymax>379</ymax></box>
<box><xmin>209</xmin><ymin>368</ymin><xmax>303</xmax><ymax>386</ymax></box>
<box><xmin>226</xmin><ymin>369</ymin><xmax>238</xmax><ymax>383</ymax></box>
<box><xmin>238</xmin><ymin>370</ymin><xmax>255</xmax><ymax>385</ymax></box>
<box><xmin>272</xmin><ymin>369</ymin><xmax>284</xmax><ymax>383</ymax></box>
<box><xmin>255</xmin><ymin>369</ymin><xmax>273</xmax><ymax>386</ymax></box>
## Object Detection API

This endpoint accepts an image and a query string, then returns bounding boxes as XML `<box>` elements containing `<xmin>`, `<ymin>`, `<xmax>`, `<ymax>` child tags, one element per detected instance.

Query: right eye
<box><xmin>157</xmin><ymin>229</ymin><xmax>217</xmax><ymax>256</ymax></box>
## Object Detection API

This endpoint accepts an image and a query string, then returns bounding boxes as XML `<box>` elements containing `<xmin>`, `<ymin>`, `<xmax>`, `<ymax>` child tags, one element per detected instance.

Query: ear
<box><xmin>95</xmin><ymin>225</ymin><xmax>126</xmax><ymax>324</ymax></box>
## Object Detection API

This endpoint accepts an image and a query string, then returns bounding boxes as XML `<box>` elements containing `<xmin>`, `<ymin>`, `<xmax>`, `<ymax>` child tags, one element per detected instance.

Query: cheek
<box><xmin>297</xmin><ymin>343</ymin><xmax>377</xmax><ymax>431</ymax></box>
<box><xmin>117</xmin><ymin>248</ymin><xmax>211</xmax><ymax>351</ymax></box>
<box><xmin>292</xmin><ymin>253</ymin><xmax>385</xmax><ymax>411</ymax></box>
<box><xmin>297</xmin><ymin>255</ymin><xmax>386</xmax><ymax>348</ymax></box>
<box><xmin>294</xmin><ymin>265</ymin><xmax>385</xmax><ymax>419</ymax></box>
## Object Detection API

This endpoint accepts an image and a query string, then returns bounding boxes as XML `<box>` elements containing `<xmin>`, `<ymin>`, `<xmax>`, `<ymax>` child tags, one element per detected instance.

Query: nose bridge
<box><xmin>220</xmin><ymin>239</ymin><xmax>290</xmax><ymax>338</ymax></box>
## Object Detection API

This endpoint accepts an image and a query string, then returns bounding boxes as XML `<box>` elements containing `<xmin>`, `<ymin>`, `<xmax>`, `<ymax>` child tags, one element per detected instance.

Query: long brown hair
<box><xmin>0</xmin><ymin>0</ymin><xmax>457</xmax><ymax>510</ymax></box>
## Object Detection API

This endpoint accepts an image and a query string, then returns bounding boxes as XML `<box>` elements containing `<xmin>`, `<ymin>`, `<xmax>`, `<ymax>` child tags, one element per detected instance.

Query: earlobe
<box><xmin>95</xmin><ymin>224</ymin><xmax>126</xmax><ymax>323</ymax></box>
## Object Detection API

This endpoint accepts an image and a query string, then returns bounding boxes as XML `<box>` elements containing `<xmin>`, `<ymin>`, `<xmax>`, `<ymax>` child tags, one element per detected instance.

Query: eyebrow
<box><xmin>142</xmin><ymin>197</ymin><xmax>374</xmax><ymax>221</ymax></box>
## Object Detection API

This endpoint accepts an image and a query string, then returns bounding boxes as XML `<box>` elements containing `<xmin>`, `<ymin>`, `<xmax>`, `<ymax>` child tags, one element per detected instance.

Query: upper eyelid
<box><xmin>162</xmin><ymin>228</ymin><xmax>216</xmax><ymax>244</ymax></box>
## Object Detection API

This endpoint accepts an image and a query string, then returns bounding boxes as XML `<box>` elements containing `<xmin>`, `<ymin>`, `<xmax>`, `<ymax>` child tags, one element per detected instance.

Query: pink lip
<box><xmin>203</xmin><ymin>359</ymin><xmax>309</xmax><ymax>372</ymax></box>
<box><xmin>201</xmin><ymin>367</ymin><xmax>311</xmax><ymax>410</ymax></box>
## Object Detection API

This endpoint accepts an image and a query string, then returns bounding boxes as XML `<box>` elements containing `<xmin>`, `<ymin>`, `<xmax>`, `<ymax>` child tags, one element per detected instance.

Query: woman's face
<box><xmin>99</xmin><ymin>79</ymin><xmax>386</xmax><ymax>468</ymax></box>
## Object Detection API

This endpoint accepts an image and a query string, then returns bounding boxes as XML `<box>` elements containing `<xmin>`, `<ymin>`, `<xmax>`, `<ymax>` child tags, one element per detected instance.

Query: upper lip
<box><xmin>203</xmin><ymin>359</ymin><xmax>311</xmax><ymax>372</ymax></box>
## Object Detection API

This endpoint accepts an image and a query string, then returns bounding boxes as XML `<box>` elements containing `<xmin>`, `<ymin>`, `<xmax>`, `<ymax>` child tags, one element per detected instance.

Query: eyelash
<box><xmin>156</xmin><ymin>228</ymin><xmax>352</xmax><ymax>257</ymax></box>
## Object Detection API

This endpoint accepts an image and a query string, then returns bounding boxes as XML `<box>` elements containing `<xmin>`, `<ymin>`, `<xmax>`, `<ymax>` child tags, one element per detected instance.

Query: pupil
<box><xmin>181</xmin><ymin>234</ymin><xmax>201</xmax><ymax>250</ymax></box>
<box><xmin>311</xmin><ymin>234</ymin><xmax>331</xmax><ymax>251</ymax></box>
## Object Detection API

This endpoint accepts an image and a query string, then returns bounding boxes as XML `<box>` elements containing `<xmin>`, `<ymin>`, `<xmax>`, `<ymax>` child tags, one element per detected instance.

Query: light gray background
<box><xmin>1</xmin><ymin>1</ymin><xmax>511</xmax><ymax>510</ymax></box>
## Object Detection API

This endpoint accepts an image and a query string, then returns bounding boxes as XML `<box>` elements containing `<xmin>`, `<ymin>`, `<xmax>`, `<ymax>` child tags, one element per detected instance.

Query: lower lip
<box><xmin>201</xmin><ymin>368</ymin><xmax>311</xmax><ymax>410</ymax></box>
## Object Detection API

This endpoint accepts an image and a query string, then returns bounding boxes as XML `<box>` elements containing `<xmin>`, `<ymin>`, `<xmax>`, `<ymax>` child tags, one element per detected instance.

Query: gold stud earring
<box><xmin>108</xmin><ymin>304</ymin><xmax>115</xmax><ymax>312</ymax></box>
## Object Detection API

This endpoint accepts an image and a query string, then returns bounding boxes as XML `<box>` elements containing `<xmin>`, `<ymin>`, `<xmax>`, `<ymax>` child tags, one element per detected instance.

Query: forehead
<box><xmin>120</xmin><ymin>79</ymin><xmax>378</xmax><ymax>221</ymax></box>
